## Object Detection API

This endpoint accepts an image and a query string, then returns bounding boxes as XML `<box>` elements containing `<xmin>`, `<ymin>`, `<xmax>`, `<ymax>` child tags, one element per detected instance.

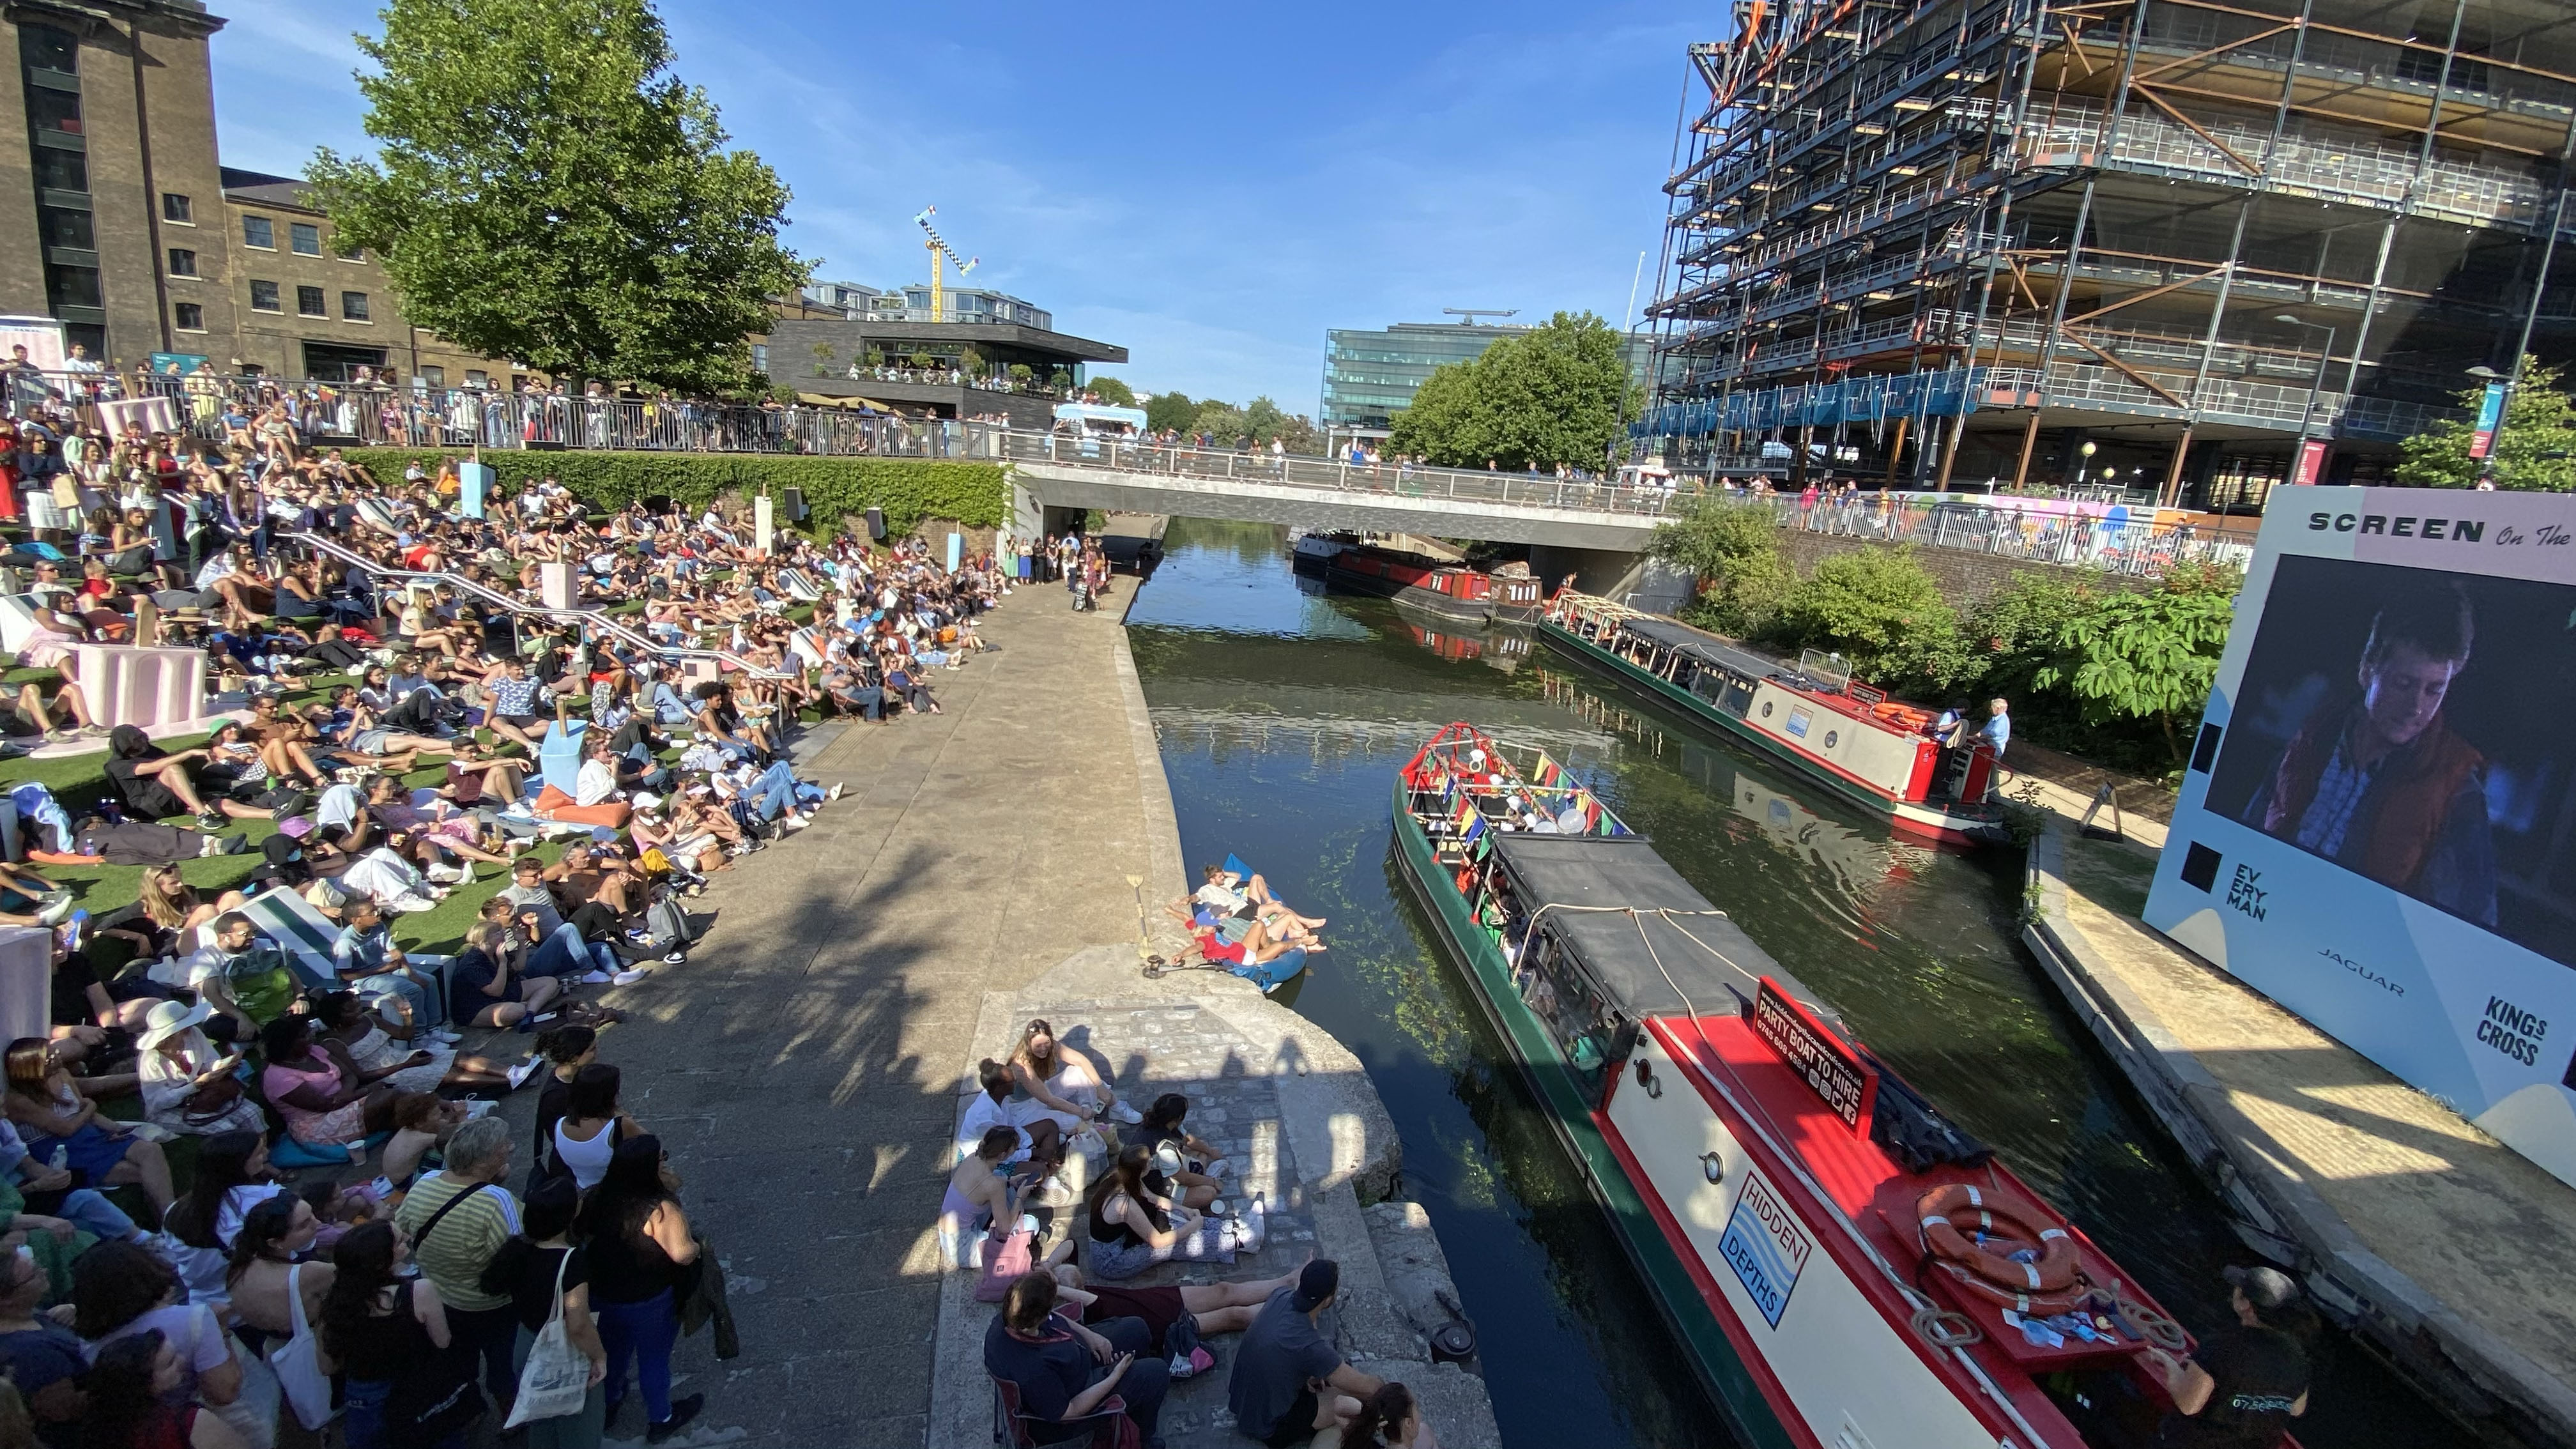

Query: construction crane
<box><xmin>914</xmin><ymin>206</ymin><xmax>979</xmax><ymax>323</ymax></box>
<box><xmin>1442</xmin><ymin>307</ymin><xmax>1519</xmax><ymax>325</ymax></box>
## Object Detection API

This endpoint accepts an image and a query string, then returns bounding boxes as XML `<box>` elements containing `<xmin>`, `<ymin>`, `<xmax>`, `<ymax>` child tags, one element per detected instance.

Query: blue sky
<box><xmin>210</xmin><ymin>2</ymin><xmax>1705</xmax><ymax>412</ymax></box>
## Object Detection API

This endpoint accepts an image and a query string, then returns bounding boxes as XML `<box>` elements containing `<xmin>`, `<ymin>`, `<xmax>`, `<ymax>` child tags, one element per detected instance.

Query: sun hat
<box><xmin>137</xmin><ymin>998</ymin><xmax>214</xmax><ymax>1051</ymax></box>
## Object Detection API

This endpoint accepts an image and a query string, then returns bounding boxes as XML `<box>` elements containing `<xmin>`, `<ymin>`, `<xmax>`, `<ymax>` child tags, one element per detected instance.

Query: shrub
<box><xmin>345</xmin><ymin>448</ymin><xmax>1008</xmax><ymax>533</ymax></box>
<box><xmin>1772</xmin><ymin>545</ymin><xmax>1961</xmax><ymax>685</ymax></box>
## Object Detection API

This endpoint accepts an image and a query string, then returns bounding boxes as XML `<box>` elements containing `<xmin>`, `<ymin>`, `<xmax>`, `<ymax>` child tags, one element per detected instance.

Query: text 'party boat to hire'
<box><xmin>1392</xmin><ymin>723</ymin><xmax>2215</xmax><ymax>1449</ymax></box>
<box><xmin>1539</xmin><ymin>592</ymin><xmax>2007</xmax><ymax>845</ymax></box>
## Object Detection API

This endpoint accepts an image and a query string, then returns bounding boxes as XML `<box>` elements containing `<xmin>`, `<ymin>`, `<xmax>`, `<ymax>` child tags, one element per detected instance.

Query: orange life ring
<box><xmin>1918</xmin><ymin>1183</ymin><xmax>2081</xmax><ymax>1295</ymax></box>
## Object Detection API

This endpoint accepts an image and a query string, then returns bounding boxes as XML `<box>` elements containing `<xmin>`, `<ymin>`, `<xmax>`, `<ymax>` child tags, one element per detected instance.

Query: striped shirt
<box><xmin>393</xmin><ymin>1173</ymin><xmax>521</xmax><ymax>1312</ymax></box>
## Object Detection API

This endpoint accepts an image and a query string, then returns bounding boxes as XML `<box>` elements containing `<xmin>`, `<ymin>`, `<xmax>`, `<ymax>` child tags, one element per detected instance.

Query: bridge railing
<box><xmin>1001</xmin><ymin>430</ymin><xmax>1706</xmax><ymax>519</ymax></box>
<box><xmin>1749</xmin><ymin>490</ymin><xmax>2257</xmax><ymax>576</ymax></box>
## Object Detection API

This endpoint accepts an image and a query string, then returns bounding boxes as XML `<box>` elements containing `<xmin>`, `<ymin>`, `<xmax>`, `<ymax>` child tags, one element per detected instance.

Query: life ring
<box><xmin>1919</xmin><ymin>1183</ymin><xmax>2081</xmax><ymax>1295</ymax></box>
<box><xmin>1928</xmin><ymin>1260</ymin><xmax>2093</xmax><ymax>1318</ymax></box>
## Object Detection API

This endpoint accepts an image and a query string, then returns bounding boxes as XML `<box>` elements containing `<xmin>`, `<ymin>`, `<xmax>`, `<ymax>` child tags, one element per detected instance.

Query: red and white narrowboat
<box><xmin>1540</xmin><ymin>593</ymin><xmax>2007</xmax><ymax>845</ymax></box>
<box><xmin>1393</xmin><ymin>723</ymin><xmax>2214</xmax><ymax>1449</ymax></box>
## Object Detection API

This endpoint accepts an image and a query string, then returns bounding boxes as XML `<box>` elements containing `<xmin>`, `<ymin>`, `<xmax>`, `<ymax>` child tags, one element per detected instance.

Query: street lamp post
<box><xmin>2273</xmin><ymin>313</ymin><xmax>2336</xmax><ymax>486</ymax></box>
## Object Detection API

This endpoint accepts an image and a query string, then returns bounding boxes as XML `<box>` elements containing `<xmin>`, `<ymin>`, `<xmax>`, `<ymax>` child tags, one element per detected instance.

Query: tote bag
<box><xmin>504</xmin><ymin>1250</ymin><xmax>590</xmax><ymax>1428</ymax></box>
<box><xmin>271</xmin><ymin>1263</ymin><xmax>337</xmax><ymax>1431</ymax></box>
<box><xmin>973</xmin><ymin>1224</ymin><xmax>1035</xmax><ymax>1303</ymax></box>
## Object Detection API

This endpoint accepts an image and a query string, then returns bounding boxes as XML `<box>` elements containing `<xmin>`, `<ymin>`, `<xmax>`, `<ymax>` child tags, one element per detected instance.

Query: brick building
<box><xmin>0</xmin><ymin>0</ymin><xmax>505</xmax><ymax>382</ymax></box>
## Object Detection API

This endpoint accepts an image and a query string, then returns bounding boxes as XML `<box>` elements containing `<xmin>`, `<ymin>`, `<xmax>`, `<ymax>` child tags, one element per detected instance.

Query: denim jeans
<box><xmin>746</xmin><ymin>761</ymin><xmax>818</xmax><ymax>822</ymax></box>
<box><xmin>344</xmin><ymin>1374</ymin><xmax>466</xmax><ymax>1449</ymax></box>
<box><xmin>528</xmin><ymin>922</ymin><xmax>614</xmax><ymax>979</ymax></box>
<box><xmin>56</xmin><ymin>1187</ymin><xmax>136</xmax><ymax>1242</ymax></box>
<box><xmin>350</xmin><ymin>969</ymin><xmax>435</xmax><ymax>1026</ymax></box>
<box><xmin>596</xmin><ymin>1287</ymin><xmax>680</xmax><ymax>1423</ymax></box>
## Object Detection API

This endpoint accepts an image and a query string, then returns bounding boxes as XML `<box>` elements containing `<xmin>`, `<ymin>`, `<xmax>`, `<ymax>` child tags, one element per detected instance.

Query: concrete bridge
<box><xmin>997</xmin><ymin>431</ymin><xmax>1689</xmax><ymax>552</ymax></box>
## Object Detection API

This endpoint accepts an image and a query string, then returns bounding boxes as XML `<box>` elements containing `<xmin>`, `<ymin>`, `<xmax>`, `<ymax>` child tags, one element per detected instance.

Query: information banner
<box><xmin>2469</xmin><ymin>381</ymin><xmax>2508</xmax><ymax>459</ymax></box>
<box><xmin>2291</xmin><ymin>439</ymin><xmax>2328</xmax><ymax>487</ymax></box>
<box><xmin>2146</xmin><ymin>486</ymin><xmax>2576</xmax><ymax>1186</ymax></box>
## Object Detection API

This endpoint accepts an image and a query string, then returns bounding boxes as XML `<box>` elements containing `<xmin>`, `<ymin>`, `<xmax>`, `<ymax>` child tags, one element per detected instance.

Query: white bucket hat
<box><xmin>136</xmin><ymin>998</ymin><xmax>214</xmax><ymax>1052</ymax></box>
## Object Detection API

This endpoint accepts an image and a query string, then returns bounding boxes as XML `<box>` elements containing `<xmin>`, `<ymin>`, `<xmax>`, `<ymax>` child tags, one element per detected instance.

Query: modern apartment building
<box><xmin>1641</xmin><ymin>0</ymin><xmax>2575</xmax><ymax>509</ymax></box>
<box><xmin>1321</xmin><ymin>320</ymin><xmax>1656</xmax><ymax>431</ymax></box>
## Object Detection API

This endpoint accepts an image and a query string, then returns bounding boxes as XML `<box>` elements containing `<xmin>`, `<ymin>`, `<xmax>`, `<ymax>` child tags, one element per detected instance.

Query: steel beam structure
<box><xmin>1640</xmin><ymin>0</ymin><xmax>2576</xmax><ymax>511</ymax></box>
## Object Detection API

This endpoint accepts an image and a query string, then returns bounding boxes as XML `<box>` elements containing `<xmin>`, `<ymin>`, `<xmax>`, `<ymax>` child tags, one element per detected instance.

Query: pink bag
<box><xmin>973</xmin><ymin>1226</ymin><xmax>1036</xmax><ymax>1302</ymax></box>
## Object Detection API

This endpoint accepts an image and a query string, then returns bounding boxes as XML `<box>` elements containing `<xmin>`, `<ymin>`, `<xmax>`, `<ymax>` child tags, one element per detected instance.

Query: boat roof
<box><xmin>1617</xmin><ymin>615</ymin><xmax>1784</xmax><ymax>682</ymax></box>
<box><xmin>1489</xmin><ymin>833</ymin><xmax>1839</xmax><ymax>1028</ymax></box>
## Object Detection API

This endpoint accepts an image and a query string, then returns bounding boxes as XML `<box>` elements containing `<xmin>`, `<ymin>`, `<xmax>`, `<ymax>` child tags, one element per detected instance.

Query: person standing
<box><xmin>1982</xmin><ymin>697</ymin><xmax>2012</xmax><ymax>758</ymax></box>
<box><xmin>2143</xmin><ymin>1266</ymin><xmax>2313</xmax><ymax>1448</ymax></box>
<box><xmin>394</xmin><ymin>1117</ymin><xmax>523</xmax><ymax>1415</ymax></box>
<box><xmin>578</xmin><ymin>1135</ymin><xmax>703</xmax><ymax>1442</ymax></box>
<box><xmin>482</xmin><ymin>1177</ymin><xmax>610</xmax><ymax>1449</ymax></box>
<box><xmin>1227</xmin><ymin>1259</ymin><xmax>1382</xmax><ymax>1446</ymax></box>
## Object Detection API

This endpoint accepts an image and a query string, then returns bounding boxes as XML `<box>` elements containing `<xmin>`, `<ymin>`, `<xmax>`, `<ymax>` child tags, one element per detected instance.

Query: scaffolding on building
<box><xmin>1640</xmin><ymin>0</ymin><xmax>2576</xmax><ymax>511</ymax></box>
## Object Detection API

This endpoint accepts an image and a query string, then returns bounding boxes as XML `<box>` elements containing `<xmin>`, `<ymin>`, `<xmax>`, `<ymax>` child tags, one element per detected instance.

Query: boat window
<box><xmin>1518</xmin><ymin>926</ymin><xmax>1613</xmax><ymax>1078</ymax></box>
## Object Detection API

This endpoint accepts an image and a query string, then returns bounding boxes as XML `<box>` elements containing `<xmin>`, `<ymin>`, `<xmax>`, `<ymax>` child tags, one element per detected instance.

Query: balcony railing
<box><xmin>1747</xmin><ymin>488</ymin><xmax>2258</xmax><ymax>576</ymax></box>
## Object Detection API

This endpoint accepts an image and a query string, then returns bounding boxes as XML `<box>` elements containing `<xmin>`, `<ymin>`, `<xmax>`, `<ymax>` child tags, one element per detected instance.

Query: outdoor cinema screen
<box><xmin>2147</xmin><ymin>486</ymin><xmax>2576</xmax><ymax>1189</ymax></box>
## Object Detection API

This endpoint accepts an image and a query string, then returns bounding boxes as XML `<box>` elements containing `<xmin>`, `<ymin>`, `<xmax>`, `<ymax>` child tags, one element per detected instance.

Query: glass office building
<box><xmin>1321</xmin><ymin>321</ymin><xmax>1653</xmax><ymax>431</ymax></box>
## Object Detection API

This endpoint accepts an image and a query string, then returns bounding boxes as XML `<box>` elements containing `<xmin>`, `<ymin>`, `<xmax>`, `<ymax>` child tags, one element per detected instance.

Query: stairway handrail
<box><xmin>288</xmin><ymin>530</ymin><xmax>793</xmax><ymax>681</ymax></box>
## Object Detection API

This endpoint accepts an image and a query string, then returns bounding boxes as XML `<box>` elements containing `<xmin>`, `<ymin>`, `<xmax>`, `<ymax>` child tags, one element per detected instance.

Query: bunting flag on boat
<box><xmin>1533</xmin><ymin>752</ymin><xmax>1564</xmax><ymax>787</ymax></box>
<box><xmin>1452</xmin><ymin>798</ymin><xmax>1480</xmax><ymax>837</ymax></box>
<box><xmin>1459</xmin><ymin>811</ymin><xmax>1486</xmax><ymax>845</ymax></box>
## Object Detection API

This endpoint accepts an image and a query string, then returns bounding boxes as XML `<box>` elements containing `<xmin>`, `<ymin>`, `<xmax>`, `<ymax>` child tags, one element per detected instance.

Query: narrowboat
<box><xmin>1540</xmin><ymin>593</ymin><xmax>2007</xmax><ymax>845</ymax></box>
<box><xmin>1392</xmin><ymin>723</ymin><xmax>2209</xmax><ymax>1449</ymax></box>
<box><xmin>1290</xmin><ymin>532</ymin><xmax>1512</xmax><ymax>625</ymax></box>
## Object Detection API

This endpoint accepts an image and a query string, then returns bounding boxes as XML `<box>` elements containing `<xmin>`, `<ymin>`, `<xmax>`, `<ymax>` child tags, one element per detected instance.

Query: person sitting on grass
<box><xmin>452</xmin><ymin>917</ymin><xmax>570</xmax><ymax>1032</ymax></box>
<box><xmin>330</xmin><ymin>900</ymin><xmax>459</xmax><ymax>1043</ymax></box>
<box><xmin>104</xmin><ymin>724</ymin><xmax>272</xmax><ymax>834</ymax></box>
<box><xmin>257</xmin><ymin>1013</ymin><xmax>405</xmax><ymax>1149</ymax></box>
<box><xmin>183</xmin><ymin>910</ymin><xmax>300</xmax><ymax>1038</ymax></box>
<box><xmin>312</xmin><ymin>989</ymin><xmax>520</xmax><ymax>1096</ymax></box>
<box><xmin>478</xmin><ymin>655</ymin><xmax>550</xmax><ymax>753</ymax></box>
<box><xmin>2</xmin><ymin>1037</ymin><xmax>174</xmax><ymax>1216</ymax></box>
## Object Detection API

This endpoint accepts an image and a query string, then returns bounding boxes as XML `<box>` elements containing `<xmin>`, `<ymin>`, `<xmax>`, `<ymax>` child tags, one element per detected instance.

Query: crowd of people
<box><xmin>956</xmin><ymin>1010</ymin><xmax>1439</xmax><ymax>1448</ymax></box>
<box><xmin>0</xmin><ymin>409</ymin><xmax>1039</xmax><ymax>1448</ymax></box>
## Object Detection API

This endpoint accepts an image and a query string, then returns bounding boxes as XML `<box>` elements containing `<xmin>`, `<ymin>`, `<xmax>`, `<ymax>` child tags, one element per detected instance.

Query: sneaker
<box><xmin>385</xmin><ymin>893</ymin><xmax>440</xmax><ymax>914</ymax></box>
<box><xmin>1168</xmin><ymin>1347</ymin><xmax>1215</xmax><ymax>1380</ymax></box>
<box><xmin>1205</xmin><ymin>1158</ymin><xmax>1234</xmax><ymax>1181</ymax></box>
<box><xmin>1108</xmin><ymin>1101</ymin><xmax>1144</xmax><ymax>1126</ymax></box>
<box><xmin>463</xmin><ymin>1099</ymin><xmax>496</xmax><ymax>1120</ymax></box>
<box><xmin>74</xmin><ymin>724</ymin><xmax>112</xmax><ymax>739</ymax></box>
<box><xmin>578</xmin><ymin>969</ymin><xmax>615</xmax><ymax>985</ymax></box>
<box><xmin>1236</xmin><ymin>1193</ymin><xmax>1268</xmax><ymax>1252</ymax></box>
<box><xmin>613</xmin><ymin>968</ymin><xmax>650</xmax><ymax>985</ymax></box>
<box><xmin>826</xmin><ymin>782</ymin><xmax>845</xmax><ymax>801</ymax></box>
<box><xmin>197</xmin><ymin>834</ymin><xmax>229</xmax><ymax>858</ymax></box>
<box><xmin>779</xmin><ymin>814</ymin><xmax>808</xmax><ymax>832</ymax></box>
<box><xmin>34</xmin><ymin>894</ymin><xmax>75</xmax><ymax>926</ymax></box>
<box><xmin>645</xmin><ymin>1393</ymin><xmax>704</xmax><ymax>1444</ymax></box>
<box><xmin>196</xmin><ymin>812</ymin><xmax>227</xmax><ymax>832</ymax></box>
<box><xmin>425</xmin><ymin>862</ymin><xmax>471</xmax><ymax>885</ymax></box>
<box><xmin>505</xmin><ymin>1059</ymin><xmax>541</xmax><ymax>1090</ymax></box>
<box><xmin>661</xmin><ymin>949</ymin><xmax>688</xmax><ymax>965</ymax></box>
<box><xmin>427</xmin><ymin>1029</ymin><xmax>464</xmax><ymax>1045</ymax></box>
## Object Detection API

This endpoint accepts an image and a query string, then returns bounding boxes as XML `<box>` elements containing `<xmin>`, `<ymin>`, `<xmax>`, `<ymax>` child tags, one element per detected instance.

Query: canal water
<box><xmin>1123</xmin><ymin>518</ymin><xmax>2472</xmax><ymax>1449</ymax></box>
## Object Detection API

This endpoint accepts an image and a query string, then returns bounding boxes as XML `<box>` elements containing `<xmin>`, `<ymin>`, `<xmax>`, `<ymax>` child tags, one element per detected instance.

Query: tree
<box><xmin>1772</xmin><ymin>546</ymin><xmax>1961</xmax><ymax>686</ymax></box>
<box><xmin>2396</xmin><ymin>356</ymin><xmax>2576</xmax><ymax>491</ymax></box>
<box><xmin>1191</xmin><ymin>399</ymin><xmax>1249</xmax><ymax>445</ymax></box>
<box><xmin>959</xmin><ymin>346</ymin><xmax>985</xmax><ymax>378</ymax></box>
<box><xmin>809</xmin><ymin>342</ymin><xmax>835</xmax><ymax>376</ymax></box>
<box><xmin>307</xmin><ymin>0</ymin><xmax>808</xmax><ymax>394</ymax></box>
<box><xmin>1007</xmin><ymin>363</ymin><xmax>1033</xmax><ymax>385</ymax></box>
<box><xmin>1384</xmin><ymin>311</ymin><xmax>1641</xmax><ymax>471</ymax></box>
<box><xmin>1650</xmin><ymin>497</ymin><xmax>1796</xmax><ymax>638</ymax></box>
<box><xmin>1085</xmin><ymin>375</ymin><xmax>1138</xmax><ymax>408</ymax></box>
<box><xmin>2026</xmin><ymin>565</ymin><xmax>2239</xmax><ymax>769</ymax></box>
<box><xmin>1145</xmin><ymin>390</ymin><xmax>1195</xmax><ymax>434</ymax></box>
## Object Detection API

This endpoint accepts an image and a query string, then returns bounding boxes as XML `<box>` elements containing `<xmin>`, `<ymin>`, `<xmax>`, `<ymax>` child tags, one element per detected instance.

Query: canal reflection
<box><xmin>1125</xmin><ymin>518</ymin><xmax>2469</xmax><ymax>1449</ymax></box>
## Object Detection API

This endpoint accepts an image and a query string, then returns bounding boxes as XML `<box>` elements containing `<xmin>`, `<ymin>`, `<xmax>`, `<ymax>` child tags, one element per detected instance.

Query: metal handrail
<box><xmin>1000</xmin><ymin>430</ymin><xmax>1703</xmax><ymax>518</ymax></box>
<box><xmin>287</xmin><ymin>530</ymin><xmax>793</xmax><ymax>680</ymax></box>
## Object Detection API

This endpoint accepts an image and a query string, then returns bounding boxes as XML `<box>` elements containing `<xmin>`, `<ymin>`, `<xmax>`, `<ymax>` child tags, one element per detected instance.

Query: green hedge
<box><xmin>345</xmin><ymin>449</ymin><xmax>1009</xmax><ymax>533</ymax></box>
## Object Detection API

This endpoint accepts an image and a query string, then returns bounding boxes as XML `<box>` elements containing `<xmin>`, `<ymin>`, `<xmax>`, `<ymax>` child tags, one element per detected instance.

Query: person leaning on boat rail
<box><xmin>2141</xmin><ymin>1265</ymin><xmax>2313</xmax><ymax>1448</ymax></box>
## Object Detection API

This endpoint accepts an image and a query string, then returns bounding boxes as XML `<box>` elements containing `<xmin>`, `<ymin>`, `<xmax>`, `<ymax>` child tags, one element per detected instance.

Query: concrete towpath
<box><xmin>530</xmin><ymin>571</ymin><xmax>1496</xmax><ymax>1448</ymax></box>
<box><xmin>557</xmin><ymin>574</ymin><xmax>1184</xmax><ymax>1446</ymax></box>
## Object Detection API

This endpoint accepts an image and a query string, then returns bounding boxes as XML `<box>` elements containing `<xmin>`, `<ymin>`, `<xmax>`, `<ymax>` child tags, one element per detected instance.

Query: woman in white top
<box><xmin>154</xmin><ymin>1131</ymin><xmax>282</xmax><ymax>1308</ymax></box>
<box><xmin>134</xmin><ymin>1000</ymin><xmax>261</xmax><ymax>1138</ymax></box>
<box><xmin>551</xmin><ymin>1062</ymin><xmax>642</xmax><ymax>1190</ymax></box>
